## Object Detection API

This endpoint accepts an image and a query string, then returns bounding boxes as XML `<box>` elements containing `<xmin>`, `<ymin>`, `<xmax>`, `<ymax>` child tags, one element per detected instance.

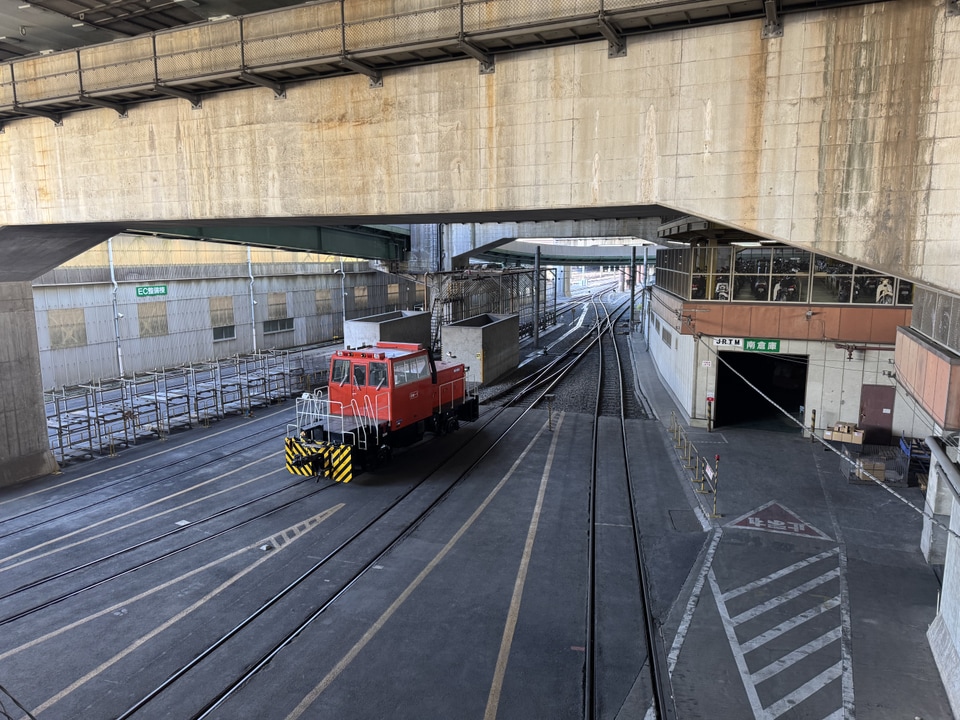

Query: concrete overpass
<box><xmin>1</xmin><ymin>0</ymin><xmax>959</xmax><ymax>487</ymax></box>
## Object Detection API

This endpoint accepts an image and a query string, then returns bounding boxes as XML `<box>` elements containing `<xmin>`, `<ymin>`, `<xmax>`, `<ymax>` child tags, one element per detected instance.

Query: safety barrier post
<box><xmin>674</xmin><ymin>423</ymin><xmax>683</xmax><ymax>449</ymax></box>
<box><xmin>697</xmin><ymin>457</ymin><xmax>710</xmax><ymax>494</ymax></box>
<box><xmin>711</xmin><ymin>455</ymin><xmax>721</xmax><ymax>517</ymax></box>
<box><xmin>684</xmin><ymin>439</ymin><xmax>697</xmax><ymax>469</ymax></box>
<box><xmin>810</xmin><ymin>408</ymin><xmax>817</xmax><ymax>442</ymax></box>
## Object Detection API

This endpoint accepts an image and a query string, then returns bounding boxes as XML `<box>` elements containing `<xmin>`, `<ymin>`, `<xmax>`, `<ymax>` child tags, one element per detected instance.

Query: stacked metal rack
<box><xmin>44</xmin><ymin>349</ymin><xmax>312</xmax><ymax>465</ymax></box>
<box><xmin>45</xmin><ymin>380</ymin><xmax>134</xmax><ymax>464</ymax></box>
<box><xmin>139</xmin><ymin>368</ymin><xmax>194</xmax><ymax>436</ymax></box>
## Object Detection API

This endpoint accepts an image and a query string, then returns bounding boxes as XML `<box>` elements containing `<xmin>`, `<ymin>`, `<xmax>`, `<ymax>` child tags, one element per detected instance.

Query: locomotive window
<box><xmin>332</xmin><ymin>359</ymin><xmax>350</xmax><ymax>385</ymax></box>
<box><xmin>393</xmin><ymin>356</ymin><xmax>430</xmax><ymax>386</ymax></box>
<box><xmin>370</xmin><ymin>362</ymin><xmax>388</xmax><ymax>390</ymax></box>
<box><xmin>353</xmin><ymin>364</ymin><xmax>367</xmax><ymax>387</ymax></box>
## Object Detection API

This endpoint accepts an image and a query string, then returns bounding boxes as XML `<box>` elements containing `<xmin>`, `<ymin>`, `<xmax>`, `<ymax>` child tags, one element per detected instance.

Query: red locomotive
<box><xmin>285</xmin><ymin>342</ymin><xmax>479</xmax><ymax>481</ymax></box>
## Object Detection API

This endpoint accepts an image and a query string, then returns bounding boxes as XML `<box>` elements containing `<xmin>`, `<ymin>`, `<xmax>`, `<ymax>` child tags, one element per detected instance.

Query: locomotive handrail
<box><xmin>436</xmin><ymin>377</ymin><xmax>465</xmax><ymax>412</ymax></box>
<box><xmin>349</xmin><ymin>399</ymin><xmax>368</xmax><ymax>450</ymax></box>
<box><xmin>372</xmin><ymin>391</ymin><xmax>392</xmax><ymax>423</ymax></box>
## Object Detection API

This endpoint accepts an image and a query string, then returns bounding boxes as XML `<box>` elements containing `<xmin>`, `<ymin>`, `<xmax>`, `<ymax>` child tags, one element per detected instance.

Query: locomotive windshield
<box><xmin>370</xmin><ymin>362</ymin><xmax>388</xmax><ymax>389</ymax></box>
<box><xmin>331</xmin><ymin>358</ymin><xmax>350</xmax><ymax>385</ymax></box>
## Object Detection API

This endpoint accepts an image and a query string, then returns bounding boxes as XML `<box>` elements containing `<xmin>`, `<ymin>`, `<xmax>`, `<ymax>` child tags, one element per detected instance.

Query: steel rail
<box><xmin>609</xmin><ymin>302</ymin><xmax>677</xmax><ymax>719</ymax></box>
<box><xmin>0</xmin><ymin>473</ymin><xmax>315</xmax><ymax>609</ymax></box>
<box><xmin>115</xmin><ymin>390</ymin><xmax>536</xmax><ymax>718</ymax></box>
<box><xmin>0</xmin><ymin>413</ymin><xmax>291</xmax><ymax>538</ymax></box>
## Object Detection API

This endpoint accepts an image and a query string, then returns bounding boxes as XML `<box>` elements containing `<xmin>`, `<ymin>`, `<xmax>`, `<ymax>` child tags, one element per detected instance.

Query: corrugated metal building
<box><xmin>33</xmin><ymin>235</ymin><xmax>419</xmax><ymax>388</ymax></box>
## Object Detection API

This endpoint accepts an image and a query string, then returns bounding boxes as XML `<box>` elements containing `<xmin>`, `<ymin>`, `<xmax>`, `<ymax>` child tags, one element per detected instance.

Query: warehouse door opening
<box><xmin>715</xmin><ymin>352</ymin><xmax>808</xmax><ymax>431</ymax></box>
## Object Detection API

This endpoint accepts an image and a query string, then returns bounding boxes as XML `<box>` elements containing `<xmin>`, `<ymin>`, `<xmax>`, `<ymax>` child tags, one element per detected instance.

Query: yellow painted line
<box><xmin>284</xmin><ymin>415</ymin><xmax>557</xmax><ymax>720</ymax></box>
<box><xmin>484</xmin><ymin>412</ymin><xmax>565</xmax><ymax>720</ymax></box>
<box><xmin>29</xmin><ymin>504</ymin><xmax>344</xmax><ymax>717</ymax></box>
<box><xmin>0</xmin><ymin>406</ymin><xmax>289</xmax><ymax>509</ymax></box>
<box><xmin>0</xmin><ymin>452</ymin><xmax>284</xmax><ymax>572</ymax></box>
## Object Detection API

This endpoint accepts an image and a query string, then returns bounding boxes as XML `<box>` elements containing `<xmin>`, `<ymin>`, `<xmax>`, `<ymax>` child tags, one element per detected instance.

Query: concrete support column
<box><xmin>559</xmin><ymin>266</ymin><xmax>571</xmax><ymax>297</ymax></box>
<box><xmin>922</xmin><ymin>453</ymin><xmax>954</xmax><ymax>564</ymax></box>
<box><xmin>533</xmin><ymin>246</ymin><xmax>541</xmax><ymax>349</ymax></box>
<box><xmin>0</xmin><ymin>281</ymin><xmax>58</xmax><ymax>486</ymax></box>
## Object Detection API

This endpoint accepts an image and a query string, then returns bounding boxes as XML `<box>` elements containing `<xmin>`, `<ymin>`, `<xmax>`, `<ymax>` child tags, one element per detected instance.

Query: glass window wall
<box><xmin>656</xmin><ymin>246</ymin><xmax>912</xmax><ymax>307</ymax></box>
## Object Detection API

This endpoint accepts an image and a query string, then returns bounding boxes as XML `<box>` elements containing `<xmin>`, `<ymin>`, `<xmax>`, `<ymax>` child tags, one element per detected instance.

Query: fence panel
<box><xmin>344</xmin><ymin>4</ymin><xmax>461</xmax><ymax>51</ymax></box>
<box><xmin>156</xmin><ymin>20</ymin><xmax>243</xmax><ymax>82</ymax></box>
<box><xmin>463</xmin><ymin>0</ymin><xmax>599</xmax><ymax>33</ymax></box>
<box><xmin>10</xmin><ymin>52</ymin><xmax>81</xmax><ymax>104</ymax></box>
<box><xmin>80</xmin><ymin>37</ymin><xmax>156</xmax><ymax>92</ymax></box>
<box><xmin>0</xmin><ymin>64</ymin><xmax>13</xmax><ymax>109</ymax></box>
<box><xmin>243</xmin><ymin>3</ymin><xmax>343</xmax><ymax>68</ymax></box>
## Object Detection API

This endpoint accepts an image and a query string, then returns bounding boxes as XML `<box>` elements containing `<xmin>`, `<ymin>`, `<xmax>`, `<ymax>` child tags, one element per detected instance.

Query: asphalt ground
<box><xmin>0</xmin><ymin>397</ymin><xmax>650</xmax><ymax>719</ymax></box>
<box><xmin>626</xmin><ymin>328</ymin><xmax>953</xmax><ymax>720</ymax></box>
<box><xmin>0</xmin><ymin>320</ymin><xmax>951</xmax><ymax>719</ymax></box>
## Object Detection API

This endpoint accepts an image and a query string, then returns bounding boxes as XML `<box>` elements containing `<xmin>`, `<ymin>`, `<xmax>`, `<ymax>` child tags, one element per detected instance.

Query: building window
<box><xmin>265</xmin><ymin>292</ymin><xmax>292</xmax><ymax>334</ymax></box>
<box><xmin>49</xmin><ymin>308</ymin><xmax>87</xmax><ymax>349</ymax></box>
<box><xmin>213</xmin><ymin>325</ymin><xmax>236</xmax><ymax>341</ymax></box>
<box><xmin>210</xmin><ymin>296</ymin><xmax>235</xmax><ymax>341</ymax></box>
<box><xmin>138</xmin><ymin>301</ymin><xmax>169</xmax><ymax>338</ymax></box>
<box><xmin>264</xmin><ymin>318</ymin><xmax>294</xmax><ymax>334</ymax></box>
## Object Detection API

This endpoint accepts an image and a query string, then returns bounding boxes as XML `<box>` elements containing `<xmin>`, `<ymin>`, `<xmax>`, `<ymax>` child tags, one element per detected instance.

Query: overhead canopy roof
<box><xmin>472</xmin><ymin>239</ymin><xmax>659</xmax><ymax>266</ymax></box>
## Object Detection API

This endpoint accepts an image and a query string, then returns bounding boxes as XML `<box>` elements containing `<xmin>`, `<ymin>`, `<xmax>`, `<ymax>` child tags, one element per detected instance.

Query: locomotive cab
<box><xmin>327</xmin><ymin>342</ymin><xmax>478</xmax><ymax>443</ymax></box>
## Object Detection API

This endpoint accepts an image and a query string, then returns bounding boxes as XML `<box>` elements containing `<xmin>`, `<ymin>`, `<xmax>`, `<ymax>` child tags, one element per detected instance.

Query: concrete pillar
<box><xmin>922</xmin><ymin>454</ymin><xmax>954</xmax><ymax>564</ymax></box>
<box><xmin>0</xmin><ymin>281</ymin><xmax>58</xmax><ymax>486</ymax></box>
<box><xmin>0</xmin><ymin>226</ymin><xmax>113</xmax><ymax>486</ymax></box>
<box><xmin>533</xmin><ymin>246</ymin><xmax>541</xmax><ymax>349</ymax></box>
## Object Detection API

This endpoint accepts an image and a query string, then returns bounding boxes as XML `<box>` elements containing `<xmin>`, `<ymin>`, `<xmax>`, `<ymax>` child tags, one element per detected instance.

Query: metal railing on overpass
<box><xmin>0</xmin><ymin>0</ymin><xmax>871</xmax><ymax>128</ymax></box>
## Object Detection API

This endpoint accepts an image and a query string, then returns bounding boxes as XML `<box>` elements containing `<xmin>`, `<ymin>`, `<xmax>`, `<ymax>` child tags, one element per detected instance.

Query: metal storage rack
<box><xmin>45</xmin><ymin>386</ymin><xmax>96</xmax><ymax>464</ymax></box>
<box><xmin>892</xmin><ymin>435</ymin><xmax>931</xmax><ymax>487</ymax></box>
<box><xmin>77</xmin><ymin>379</ymin><xmax>133</xmax><ymax>455</ymax></box>
<box><xmin>142</xmin><ymin>368</ymin><xmax>193</xmax><ymax>436</ymax></box>
<box><xmin>44</xmin><ymin>347</ymin><xmax>310</xmax><ymax>465</ymax></box>
<box><xmin>187</xmin><ymin>362</ymin><xmax>222</xmax><ymax>426</ymax></box>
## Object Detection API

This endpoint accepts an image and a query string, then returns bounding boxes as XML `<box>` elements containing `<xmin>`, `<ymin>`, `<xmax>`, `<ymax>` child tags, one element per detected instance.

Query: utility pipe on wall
<box><xmin>108</xmin><ymin>238</ymin><xmax>124</xmax><ymax>377</ymax></box>
<box><xmin>533</xmin><ymin>245</ymin><xmax>541</xmax><ymax>349</ymax></box>
<box><xmin>248</xmin><ymin>246</ymin><xmax>258</xmax><ymax>354</ymax></box>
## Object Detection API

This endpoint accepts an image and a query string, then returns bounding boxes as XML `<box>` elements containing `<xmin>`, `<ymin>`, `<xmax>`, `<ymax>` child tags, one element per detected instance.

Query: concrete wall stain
<box><xmin>0</xmin><ymin>0</ymin><xmax>956</xmax><ymax>294</ymax></box>
<box><xmin>816</xmin><ymin>1</ymin><xmax>938</xmax><ymax>274</ymax></box>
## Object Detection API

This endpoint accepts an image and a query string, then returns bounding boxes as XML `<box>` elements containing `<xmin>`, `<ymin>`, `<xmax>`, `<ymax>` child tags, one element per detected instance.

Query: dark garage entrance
<box><xmin>715</xmin><ymin>352</ymin><xmax>809</xmax><ymax>430</ymax></box>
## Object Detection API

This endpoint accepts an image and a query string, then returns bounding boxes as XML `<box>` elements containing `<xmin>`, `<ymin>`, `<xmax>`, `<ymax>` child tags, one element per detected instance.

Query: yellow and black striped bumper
<box><xmin>285</xmin><ymin>437</ymin><xmax>353</xmax><ymax>483</ymax></box>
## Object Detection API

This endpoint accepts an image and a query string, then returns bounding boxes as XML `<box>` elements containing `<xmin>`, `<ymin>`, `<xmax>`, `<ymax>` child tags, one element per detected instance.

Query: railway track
<box><xmin>509</xmin><ymin>291</ymin><xmax>670</xmax><ymax>718</ymax></box>
<box><xmin>585</xmin><ymin>296</ymin><xmax>675</xmax><ymax>720</ymax></box>
<box><xmin>113</xmin><ymin>395</ymin><xmax>563</xmax><ymax>718</ymax></box>
<box><xmin>1</xmin><ymin>289</ymin><xmax>672</xmax><ymax>719</ymax></box>
<box><xmin>106</xmin><ymin>298</ymin><xmax>634</xmax><ymax>717</ymax></box>
<box><xmin>0</xmin><ymin>408</ymin><xmax>294</xmax><ymax>540</ymax></box>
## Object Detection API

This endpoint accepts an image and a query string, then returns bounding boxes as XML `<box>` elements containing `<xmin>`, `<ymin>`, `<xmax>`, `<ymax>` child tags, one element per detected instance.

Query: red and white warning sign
<box><xmin>727</xmin><ymin>501</ymin><xmax>832</xmax><ymax>540</ymax></box>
